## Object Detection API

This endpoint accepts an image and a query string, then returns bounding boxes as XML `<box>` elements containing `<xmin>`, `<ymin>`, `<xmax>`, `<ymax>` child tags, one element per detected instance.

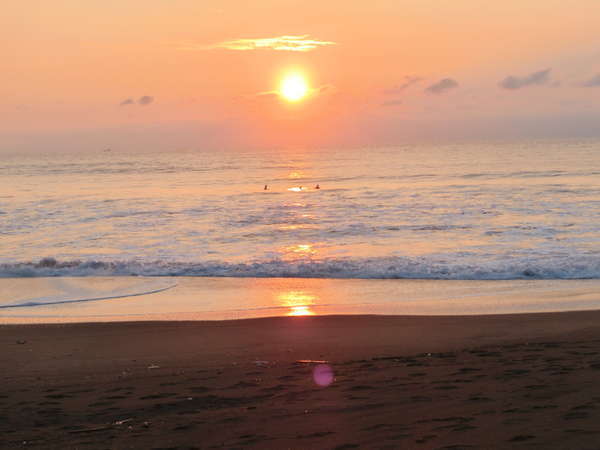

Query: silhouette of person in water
<box><xmin>315</xmin><ymin>184</ymin><xmax>320</xmax><ymax>189</ymax></box>
<box><xmin>264</xmin><ymin>185</ymin><xmax>268</xmax><ymax>190</ymax></box>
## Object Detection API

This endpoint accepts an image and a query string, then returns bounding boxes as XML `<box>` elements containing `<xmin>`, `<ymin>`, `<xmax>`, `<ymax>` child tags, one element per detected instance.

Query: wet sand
<box><xmin>3</xmin><ymin>312</ymin><xmax>600</xmax><ymax>449</ymax></box>
<box><xmin>4</xmin><ymin>277</ymin><xmax>600</xmax><ymax>322</ymax></box>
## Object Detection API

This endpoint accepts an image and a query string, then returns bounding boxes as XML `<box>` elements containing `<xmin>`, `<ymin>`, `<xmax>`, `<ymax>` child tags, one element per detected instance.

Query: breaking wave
<box><xmin>1</xmin><ymin>256</ymin><xmax>599</xmax><ymax>280</ymax></box>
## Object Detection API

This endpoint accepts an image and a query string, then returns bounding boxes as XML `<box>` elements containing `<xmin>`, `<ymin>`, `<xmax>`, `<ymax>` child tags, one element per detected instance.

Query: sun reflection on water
<box><xmin>282</xmin><ymin>243</ymin><xmax>318</xmax><ymax>261</ymax></box>
<box><xmin>278</xmin><ymin>290</ymin><xmax>316</xmax><ymax>316</ymax></box>
<box><xmin>288</xmin><ymin>305</ymin><xmax>315</xmax><ymax>316</ymax></box>
<box><xmin>278</xmin><ymin>224</ymin><xmax>316</xmax><ymax>230</ymax></box>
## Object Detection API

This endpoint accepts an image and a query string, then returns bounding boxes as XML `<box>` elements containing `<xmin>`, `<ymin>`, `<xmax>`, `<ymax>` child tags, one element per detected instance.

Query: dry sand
<box><xmin>3</xmin><ymin>312</ymin><xmax>600</xmax><ymax>449</ymax></box>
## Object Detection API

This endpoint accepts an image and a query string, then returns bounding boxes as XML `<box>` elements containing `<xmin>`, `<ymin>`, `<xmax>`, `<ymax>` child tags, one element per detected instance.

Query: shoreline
<box><xmin>2</xmin><ymin>276</ymin><xmax>600</xmax><ymax>323</ymax></box>
<box><xmin>3</xmin><ymin>306</ymin><xmax>600</xmax><ymax>325</ymax></box>
<box><xmin>4</xmin><ymin>311</ymin><xmax>600</xmax><ymax>448</ymax></box>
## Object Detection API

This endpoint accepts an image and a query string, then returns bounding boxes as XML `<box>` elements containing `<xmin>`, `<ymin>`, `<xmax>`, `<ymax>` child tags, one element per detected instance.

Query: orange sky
<box><xmin>2</xmin><ymin>0</ymin><xmax>600</xmax><ymax>151</ymax></box>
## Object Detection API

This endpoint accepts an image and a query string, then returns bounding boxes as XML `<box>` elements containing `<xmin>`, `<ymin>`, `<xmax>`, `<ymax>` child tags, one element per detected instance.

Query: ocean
<box><xmin>1</xmin><ymin>139</ymin><xmax>599</xmax><ymax>320</ymax></box>
<box><xmin>2</xmin><ymin>139</ymin><xmax>599</xmax><ymax>279</ymax></box>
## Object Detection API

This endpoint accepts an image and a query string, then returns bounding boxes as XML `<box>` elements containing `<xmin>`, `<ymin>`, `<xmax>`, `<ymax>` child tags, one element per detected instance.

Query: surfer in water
<box><xmin>264</xmin><ymin>185</ymin><xmax>268</xmax><ymax>190</ymax></box>
<box><xmin>315</xmin><ymin>184</ymin><xmax>320</xmax><ymax>189</ymax></box>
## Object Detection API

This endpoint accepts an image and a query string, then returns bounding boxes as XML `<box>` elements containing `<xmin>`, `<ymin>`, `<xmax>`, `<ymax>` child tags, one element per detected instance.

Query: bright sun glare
<box><xmin>280</xmin><ymin>73</ymin><xmax>309</xmax><ymax>102</ymax></box>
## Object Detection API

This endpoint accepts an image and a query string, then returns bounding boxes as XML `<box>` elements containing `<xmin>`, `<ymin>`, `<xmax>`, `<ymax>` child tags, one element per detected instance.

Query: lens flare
<box><xmin>313</xmin><ymin>364</ymin><xmax>334</xmax><ymax>387</ymax></box>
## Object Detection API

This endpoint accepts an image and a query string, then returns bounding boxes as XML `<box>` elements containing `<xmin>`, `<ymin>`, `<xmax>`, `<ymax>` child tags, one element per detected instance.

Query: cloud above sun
<box><xmin>186</xmin><ymin>35</ymin><xmax>335</xmax><ymax>52</ymax></box>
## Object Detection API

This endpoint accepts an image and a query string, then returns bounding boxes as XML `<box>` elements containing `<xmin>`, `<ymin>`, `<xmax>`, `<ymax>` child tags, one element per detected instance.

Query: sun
<box><xmin>279</xmin><ymin>73</ymin><xmax>309</xmax><ymax>102</ymax></box>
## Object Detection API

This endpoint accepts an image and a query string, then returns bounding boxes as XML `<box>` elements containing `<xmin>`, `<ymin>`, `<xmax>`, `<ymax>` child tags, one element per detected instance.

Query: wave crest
<box><xmin>1</xmin><ymin>256</ymin><xmax>599</xmax><ymax>280</ymax></box>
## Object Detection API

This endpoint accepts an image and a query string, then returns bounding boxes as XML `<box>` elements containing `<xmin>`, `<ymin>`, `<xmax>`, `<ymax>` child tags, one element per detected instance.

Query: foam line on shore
<box><xmin>0</xmin><ymin>280</ymin><xmax>177</xmax><ymax>309</ymax></box>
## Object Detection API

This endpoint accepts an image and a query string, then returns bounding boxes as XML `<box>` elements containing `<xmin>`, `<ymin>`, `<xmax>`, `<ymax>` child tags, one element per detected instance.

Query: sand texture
<box><xmin>3</xmin><ymin>313</ymin><xmax>600</xmax><ymax>449</ymax></box>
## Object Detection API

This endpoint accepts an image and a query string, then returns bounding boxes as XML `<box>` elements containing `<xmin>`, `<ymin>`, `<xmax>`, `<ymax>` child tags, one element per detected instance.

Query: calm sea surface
<box><xmin>1</xmin><ymin>139</ymin><xmax>599</xmax><ymax>280</ymax></box>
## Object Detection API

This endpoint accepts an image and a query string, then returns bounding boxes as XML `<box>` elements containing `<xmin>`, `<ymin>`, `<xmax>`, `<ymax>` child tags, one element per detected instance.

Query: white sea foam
<box><xmin>1</xmin><ymin>256</ymin><xmax>599</xmax><ymax>280</ymax></box>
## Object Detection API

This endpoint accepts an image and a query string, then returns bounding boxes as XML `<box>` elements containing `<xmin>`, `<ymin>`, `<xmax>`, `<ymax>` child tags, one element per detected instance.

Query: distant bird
<box><xmin>315</xmin><ymin>184</ymin><xmax>320</xmax><ymax>189</ymax></box>
<box><xmin>264</xmin><ymin>185</ymin><xmax>268</xmax><ymax>190</ymax></box>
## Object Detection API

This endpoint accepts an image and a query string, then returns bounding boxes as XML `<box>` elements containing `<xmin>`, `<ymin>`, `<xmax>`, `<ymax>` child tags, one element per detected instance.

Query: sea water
<box><xmin>1</xmin><ymin>139</ymin><xmax>599</xmax><ymax>320</ymax></box>
<box><xmin>2</xmin><ymin>139</ymin><xmax>599</xmax><ymax>279</ymax></box>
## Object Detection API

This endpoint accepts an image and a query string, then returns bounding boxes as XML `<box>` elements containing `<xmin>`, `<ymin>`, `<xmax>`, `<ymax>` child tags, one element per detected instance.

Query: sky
<box><xmin>2</xmin><ymin>0</ymin><xmax>600</xmax><ymax>152</ymax></box>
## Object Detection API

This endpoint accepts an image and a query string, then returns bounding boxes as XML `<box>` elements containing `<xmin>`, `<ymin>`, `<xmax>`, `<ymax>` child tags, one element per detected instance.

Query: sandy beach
<box><xmin>4</xmin><ymin>311</ymin><xmax>600</xmax><ymax>449</ymax></box>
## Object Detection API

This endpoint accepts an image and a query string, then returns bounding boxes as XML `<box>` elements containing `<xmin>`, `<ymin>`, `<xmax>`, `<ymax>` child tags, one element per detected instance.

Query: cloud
<box><xmin>499</xmin><ymin>68</ymin><xmax>551</xmax><ymax>90</ymax></box>
<box><xmin>188</xmin><ymin>35</ymin><xmax>335</xmax><ymax>52</ymax></box>
<box><xmin>425</xmin><ymin>78</ymin><xmax>459</xmax><ymax>95</ymax></box>
<box><xmin>253</xmin><ymin>84</ymin><xmax>334</xmax><ymax>101</ymax></box>
<box><xmin>119</xmin><ymin>96</ymin><xmax>154</xmax><ymax>106</ymax></box>
<box><xmin>384</xmin><ymin>76</ymin><xmax>423</xmax><ymax>95</ymax></box>
<box><xmin>254</xmin><ymin>91</ymin><xmax>279</xmax><ymax>100</ymax></box>
<box><xmin>315</xmin><ymin>84</ymin><xmax>335</xmax><ymax>95</ymax></box>
<box><xmin>582</xmin><ymin>74</ymin><xmax>600</xmax><ymax>87</ymax></box>
<box><xmin>138</xmin><ymin>96</ymin><xmax>154</xmax><ymax>105</ymax></box>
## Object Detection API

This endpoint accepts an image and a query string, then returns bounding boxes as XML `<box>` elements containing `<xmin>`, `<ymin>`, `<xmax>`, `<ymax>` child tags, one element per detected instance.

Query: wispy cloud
<box><xmin>119</xmin><ymin>96</ymin><xmax>154</xmax><ymax>106</ymax></box>
<box><xmin>582</xmin><ymin>74</ymin><xmax>600</xmax><ymax>87</ymax></box>
<box><xmin>499</xmin><ymin>68</ymin><xmax>551</xmax><ymax>90</ymax></box>
<box><xmin>138</xmin><ymin>96</ymin><xmax>154</xmax><ymax>106</ymax></box>
<box><xmin>384</xmin><ymin>76</ymin><xmax>423</xmax><ymax>95</ymax></box>
<box><xmin>254</xmin><ymin>91</ymin><xmax>279</xmax><ymax>99</ymax></box>
<box><xmin>315</xmin><ymin>84</ymin><xmax>335</xmax><ymax>95</ymax></box>
<box><xmin>253</xmin><ymin>84</ymin><xmax>334</xmax><ymax>101</ymax></box>
<box><xmin>185</xmin><ymin>35</ymin><xmax>336</xmax><ymax>52</ymax></box>
<box><xmin>425</xmin><ymin>78</ymin><xmax>459</xmax><ymax>95</ymax></box>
